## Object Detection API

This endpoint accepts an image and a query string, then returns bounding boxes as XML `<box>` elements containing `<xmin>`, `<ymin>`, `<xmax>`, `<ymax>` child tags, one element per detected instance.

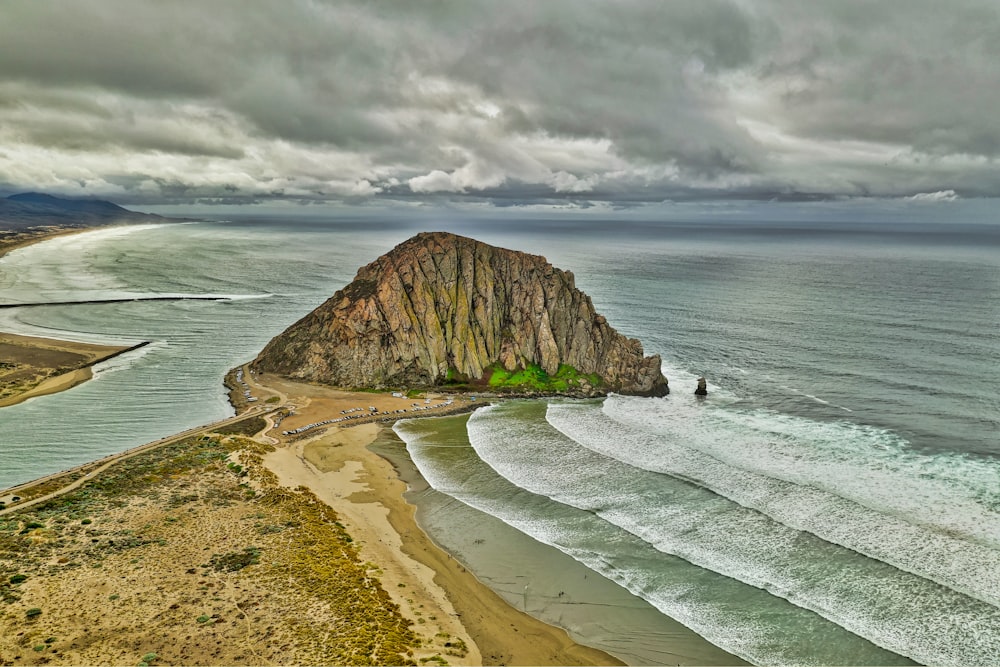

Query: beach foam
<box><xmin>396</xmin><ymin>413</ymin><xmax>909</xmax><ymax>666</ymax></box>
<box><xmin>465</xmin><ymin>401</ymin><xmax>1000</xmax><ymax>666</ymax></box>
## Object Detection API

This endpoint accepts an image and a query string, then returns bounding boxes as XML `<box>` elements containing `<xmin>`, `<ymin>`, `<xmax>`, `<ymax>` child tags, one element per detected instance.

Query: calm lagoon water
<box><xmin>1</xmin><ymin>216</ymin><xmax>997</xmax><ymax>665</ymax></box>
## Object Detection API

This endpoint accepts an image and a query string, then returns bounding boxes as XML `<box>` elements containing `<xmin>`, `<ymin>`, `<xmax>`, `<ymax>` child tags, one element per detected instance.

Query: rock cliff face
<box><xmin>253</xmin><ymin>232</ymin><xmax>668</xmax><ymax>397</ymax></box>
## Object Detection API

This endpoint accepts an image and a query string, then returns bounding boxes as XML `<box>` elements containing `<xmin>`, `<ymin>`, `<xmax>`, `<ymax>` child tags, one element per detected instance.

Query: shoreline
<box><xmin>0</xmin><ymin>406</ymin><xmax>273</xmax><ymax>510</ymax></box>
<box><xmin>244</xmin><ymin>371</ymin><xmax>744</xmax><ymax>666</ymax></box>
<box><xmin>0</xmin><ymin>339</ymin><xmax>150</xmax><ymax>409</ymax></box>
<box><xmin>265</xmin><ymin>420</ymin><xmax>622</xmax><ymax>666</ymax></box>
<box><xmin>373</xmin><ymin>415</ymin><xmax>747</xmax><ymax>667</ymax></box>
<box><xmin>242</xmin><ymin>370</ymin><xmax>626</xmax><ymax>664</ymax></box>
<box><xmin>0</xmin><ymin>225</ymin><xmax>100</xmax><ymax>259</ymax></box>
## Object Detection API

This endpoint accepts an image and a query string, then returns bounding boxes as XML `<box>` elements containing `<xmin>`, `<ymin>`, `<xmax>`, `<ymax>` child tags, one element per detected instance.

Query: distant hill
<box><xmin>0</xmin><ymin>192</ymin><xmax>163</xmax><ymax>231</ymax></box>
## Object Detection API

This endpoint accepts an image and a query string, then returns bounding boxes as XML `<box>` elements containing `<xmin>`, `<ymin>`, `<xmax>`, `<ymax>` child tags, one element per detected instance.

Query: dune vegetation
<box><xmin>0</xmin><ymin>432</ymin><xmax>419</xmax><ymax>666</ymax></box>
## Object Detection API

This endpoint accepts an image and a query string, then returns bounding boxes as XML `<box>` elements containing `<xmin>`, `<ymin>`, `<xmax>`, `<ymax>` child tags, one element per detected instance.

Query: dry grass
<box><xmin>0</xmin><ymin>433</ymin><xmax>418</xmax><ymax>666</ymax></box>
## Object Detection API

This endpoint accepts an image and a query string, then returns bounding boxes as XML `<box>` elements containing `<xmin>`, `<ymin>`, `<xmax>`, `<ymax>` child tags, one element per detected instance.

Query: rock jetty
<box><xmin>253</xmin><ymin>232</ymin><xmax>668</xmax><ymax>397</ymax></box>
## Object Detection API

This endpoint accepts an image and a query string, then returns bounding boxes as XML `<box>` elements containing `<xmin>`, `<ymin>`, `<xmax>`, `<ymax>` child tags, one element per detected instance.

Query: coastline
<box><xmin>265</xmin><ymin>420</ymin><xmax>622</xmax><ymax>666</ymax></box>
<box><xmin>372</xmin><ymin>425</ymin><xmax>748</xmax><ymax>667</ymax></box>
<box><xmin>0</xmin><ymin>225</ymin><xmax>98</xmax><ymax>259</ymax></box>
<box><xmin>0</xmin><ymin>223</ymin><xmax>733</xmax><ymax>664</ymax></box>
<box><xmin>244</xmin><ymin>370</ymin><xmax>626</xmax><ymax>664</ymax></box>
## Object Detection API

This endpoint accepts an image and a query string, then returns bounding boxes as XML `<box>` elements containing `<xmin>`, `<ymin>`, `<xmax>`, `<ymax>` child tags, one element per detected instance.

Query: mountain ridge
<box><xmin>0</xmin><ymin>192</ymin><xmax>164</xmax><ymax>230</ymax></box>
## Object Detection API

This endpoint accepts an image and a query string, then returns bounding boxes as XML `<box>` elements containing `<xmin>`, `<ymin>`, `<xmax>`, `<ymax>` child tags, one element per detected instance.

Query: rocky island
<box><xmin>254</xmin><ymin>231</ymin><xmax>668</xmax><ymax>396</ymax></box>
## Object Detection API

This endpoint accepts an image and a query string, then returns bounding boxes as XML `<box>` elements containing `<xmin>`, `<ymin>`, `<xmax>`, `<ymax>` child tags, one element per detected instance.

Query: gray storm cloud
<box><xmin>0</xmin><ymin>0</ymin><xmax>998</xmax><ymax>205</ymax></box>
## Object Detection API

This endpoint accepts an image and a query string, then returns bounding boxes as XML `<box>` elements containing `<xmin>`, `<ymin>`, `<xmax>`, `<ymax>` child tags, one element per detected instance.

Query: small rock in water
<box><xmin>695</xmin><ymin>377</ymin><xmax>708</xmax><ymax>396</ymax></box>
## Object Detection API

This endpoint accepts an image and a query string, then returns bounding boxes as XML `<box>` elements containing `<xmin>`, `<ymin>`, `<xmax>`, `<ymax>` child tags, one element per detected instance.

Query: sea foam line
<box><xmin>0</xmin><ymin>222</ymin><xmax>181</xmax><ymax>265</ymax></box>
<box><xmin>393</xmin><ymin>416</ymin><xmax>900</xmax><ymax>666</ymax></box>
<box><xmin>0</xmin><ymin>223</ymin><xmax>183</xmax><ymax>297</ymax></box>
<box><xmin>90</xmin><ymin>340</ymin><xmax>164</xmax><ymax>379</ymax></box>
<box><xmin>547</xmin><ymin>400</ymin><xmax>1000</xmax><ymax>610</ymax></box>
<box><xmin>601</xmin><ymin>393</ymin><xmax>1000</xmax><ymax>549</ymax></box>
<box><xmin>467</xmin><ymin>401</ymin><xmax>1000</xmax><ymax>667</ymax></box>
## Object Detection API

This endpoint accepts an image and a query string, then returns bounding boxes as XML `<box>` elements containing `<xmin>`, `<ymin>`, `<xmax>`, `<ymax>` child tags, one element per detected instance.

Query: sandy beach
<box><xmin>244</xmin><ymin>369</ymin><xmax>625</xmax><ymax>665</ymax></box>
<box><xmin>265</xmin><ymin>422</ymin><xmax>624</xmax><ymax>666</ymax></box>
<box><xmin>0</xmin><ymin>226</ymin><xmax>93</xmax><ymax>260</ymax></box>
<box><xmin>247</xmin><ymin>371</ymin><xmax>743</xmax><ymax>666</ymax></box>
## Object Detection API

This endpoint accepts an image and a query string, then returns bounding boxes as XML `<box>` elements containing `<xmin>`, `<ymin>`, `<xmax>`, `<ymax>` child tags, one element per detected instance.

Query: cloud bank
<box><xmin>1</xmin><ymin>0</ymin><xmax>998</xmax><ymax>206</ymax></box>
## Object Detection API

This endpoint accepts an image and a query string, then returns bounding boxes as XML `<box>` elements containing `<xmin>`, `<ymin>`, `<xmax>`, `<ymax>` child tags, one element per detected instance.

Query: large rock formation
<box><xmin>253</xmin><ymin>232</ymin><xmax>668</xmax><ymax>397</ymax></box>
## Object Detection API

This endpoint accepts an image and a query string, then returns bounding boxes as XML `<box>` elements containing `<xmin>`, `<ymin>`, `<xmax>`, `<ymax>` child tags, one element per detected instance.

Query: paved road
<box><xmin>0</xmin><ymin>405</ymin><xmax>276</xmax><ymax>517</ymax></box>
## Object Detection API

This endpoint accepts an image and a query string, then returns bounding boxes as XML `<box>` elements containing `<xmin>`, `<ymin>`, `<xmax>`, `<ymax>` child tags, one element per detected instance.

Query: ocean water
<box><xmin>0</xmin><ymin>216</ymin><xmax>998</xmax><ymax>665</ymax></box>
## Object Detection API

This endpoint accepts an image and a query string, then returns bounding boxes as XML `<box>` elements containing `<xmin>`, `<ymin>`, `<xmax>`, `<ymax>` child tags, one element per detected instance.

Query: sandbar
<box><xmin>0</xmin><ymin>332</ymin><xmax>147</xmax><ymax>408</ymax></box>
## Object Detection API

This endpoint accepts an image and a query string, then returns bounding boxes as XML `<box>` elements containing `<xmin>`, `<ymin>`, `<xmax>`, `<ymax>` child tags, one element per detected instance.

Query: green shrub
<box><xmin>9</xmin><ymin>574</ymin><xmax>27</xmax><ymax>584</ymax></box>
<box><xmin>26</xmin><ymin>607</ymin><xmax>42</xmax><ymax>618</ymax></box>
<box><xmin>487</xmin><ymin>362</ymin><xmax>599</xmax><ymax>392</ymax></box>
<box><xmin>207</xmin><ymin>546</ymin><xmax>261</xmax><ymax>572</ymax></box>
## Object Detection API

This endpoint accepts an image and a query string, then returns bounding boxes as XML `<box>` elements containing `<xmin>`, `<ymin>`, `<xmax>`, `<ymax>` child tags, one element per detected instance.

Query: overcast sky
<box><xmin>1</xmin><ymin>0</ymin><xmax>999</xmax><ymax>210</ymax></box>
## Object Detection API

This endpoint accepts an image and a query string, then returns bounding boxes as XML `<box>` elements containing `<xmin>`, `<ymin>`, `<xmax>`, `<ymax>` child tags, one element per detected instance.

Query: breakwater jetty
<box><xmin>0</xmin><ymin>296</ymin><xmax>232</xmax><ymax>309</ymax></box>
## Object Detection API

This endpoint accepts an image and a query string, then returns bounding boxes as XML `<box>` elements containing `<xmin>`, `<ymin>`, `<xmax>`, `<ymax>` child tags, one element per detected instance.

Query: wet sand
<box><xmin>373</xmin><ymin>427</ymin><xmax>747</xmax><ymax>667</ymax></box>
